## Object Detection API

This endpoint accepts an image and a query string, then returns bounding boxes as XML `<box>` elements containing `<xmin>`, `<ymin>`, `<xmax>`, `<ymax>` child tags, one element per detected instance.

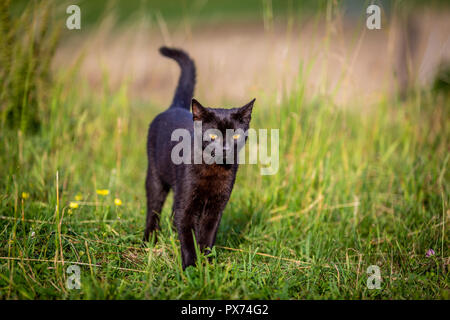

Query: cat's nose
<box><xmin>223</xmin><ymin>144</ymin><xmax>230</xmax><ymax>151</ymax></box>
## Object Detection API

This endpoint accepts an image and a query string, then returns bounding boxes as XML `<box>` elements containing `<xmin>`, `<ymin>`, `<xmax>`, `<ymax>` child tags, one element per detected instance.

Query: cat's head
<box><xmin>191</xmin><ymin>98</ymin><xmax>255</xmax><ymax>162</ymax></box>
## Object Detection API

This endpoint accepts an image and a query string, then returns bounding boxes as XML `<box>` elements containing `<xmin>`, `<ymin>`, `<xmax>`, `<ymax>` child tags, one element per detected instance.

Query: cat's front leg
<box><xmin>174</xmin><ymin>210</ymin><xmax>197</xmax><ymax>270</ymax></box>
<box><xmin>197</xmin><ymin>211</ymin><xmax>223</xmax><ymax>257</ymax></box>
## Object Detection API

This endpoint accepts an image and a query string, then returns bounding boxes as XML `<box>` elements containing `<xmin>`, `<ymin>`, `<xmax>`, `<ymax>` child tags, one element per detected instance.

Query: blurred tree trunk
<box><xmin>396</xmin><ymin>10</ymin><xmax>419</xmax><ymax>99</ymax></box>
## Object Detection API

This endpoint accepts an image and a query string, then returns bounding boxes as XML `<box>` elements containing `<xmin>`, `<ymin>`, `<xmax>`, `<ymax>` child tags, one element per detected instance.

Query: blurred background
<box><xmin>4</xmin><ymin>0</ymin><xmax>450</xmax><ymax>114</ymax></box>
<box><xmin>1</xmin><ymin>0</ymin><xmax>449</xmax><ymax>299</ymax></box>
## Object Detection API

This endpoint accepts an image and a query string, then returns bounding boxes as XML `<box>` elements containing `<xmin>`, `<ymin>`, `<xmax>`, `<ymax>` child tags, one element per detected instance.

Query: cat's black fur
<box><xmin>144</xmin><ymin>47</ymin><xmax>255</xmax><ymax>270</ymax></box>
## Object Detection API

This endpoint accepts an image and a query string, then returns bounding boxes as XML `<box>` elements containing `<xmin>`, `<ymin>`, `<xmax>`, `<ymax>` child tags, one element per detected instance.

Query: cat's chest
<box><xmin>194</xmin><ymin>167</ymin><xmax>235</xmax><ymax>197</ymax></box>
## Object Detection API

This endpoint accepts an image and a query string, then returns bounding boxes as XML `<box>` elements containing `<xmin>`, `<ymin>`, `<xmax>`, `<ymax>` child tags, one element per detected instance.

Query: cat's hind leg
<box><xmin>143</xmin><ymin>170</ymin><xmax>169</xmax><ymax>243</ymax></box>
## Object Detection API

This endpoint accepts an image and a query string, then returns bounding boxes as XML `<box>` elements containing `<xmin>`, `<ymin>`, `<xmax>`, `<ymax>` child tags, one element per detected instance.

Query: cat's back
<box><xmin>149</xmin><ymin>107</ymin><xmax>193</xmax><ymax>138</ymax></box>
<box><xmin>147</xmin><ymin>107</ymin><xmax>193</xmax><ymax>175</ymax></box>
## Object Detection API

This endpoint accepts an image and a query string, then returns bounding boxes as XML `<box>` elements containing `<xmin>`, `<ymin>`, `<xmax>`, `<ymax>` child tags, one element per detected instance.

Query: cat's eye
<box><xmin>233</xmin><ymin>134</ymin><xmax>240</xmax><ymax>140</ymax></box>
<box><xmin>209</xmin><ymin>133</ymin><xmax>217</xmax><ymax>140</ymax></box>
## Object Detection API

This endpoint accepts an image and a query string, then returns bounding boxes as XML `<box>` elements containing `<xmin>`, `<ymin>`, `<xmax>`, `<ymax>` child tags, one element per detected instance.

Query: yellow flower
<box><xmin>75</xmin><ymin>194</ymin><xmax>83</xmax><ymax>201</ymax></box>
<box><xmin>69</xmin><ymin>202</ymin><xmax>79</xmax><ymax>209</ymax></box>
<box><xmin>114</xmin><ymin>198</ymin><xmax>123</xmax><ymax>206</ymax></box>
<box><xmin>96</xmin><ymin>189</ymin><xmax>109</xmax><ymax>196</ymax></box>
<box><xmin>21</xmin><ymin>192</ymin><xmax>30</xmax><ymax>199</ymax></box>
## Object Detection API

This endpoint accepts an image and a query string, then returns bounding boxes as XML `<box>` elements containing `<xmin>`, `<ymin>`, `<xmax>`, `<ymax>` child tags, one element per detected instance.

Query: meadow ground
<box><xmin>1</xmin><ymin>75</ymin><xmax>448</xmax><ymax>299</ymax></box>
<box><xmin>0</xmin><ymin>1</ymin><xmax>449</xmax><ymax>299</ymax></box>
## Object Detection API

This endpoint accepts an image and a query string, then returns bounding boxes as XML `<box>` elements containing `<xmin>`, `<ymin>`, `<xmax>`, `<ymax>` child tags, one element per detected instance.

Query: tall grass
<box><xmin>0</xmin><ymin>64</ymin><xmax>448</xmax><ymax>298</ymax></box>
<box><xmin>0</xmin><ymin>0</ymin><xmax>59</xmax><ymax>134</ymax></box>
<box><xmin>0</xmin><ymin>1</ymin><xmax>448</xmax><ymax>300</ymax></box>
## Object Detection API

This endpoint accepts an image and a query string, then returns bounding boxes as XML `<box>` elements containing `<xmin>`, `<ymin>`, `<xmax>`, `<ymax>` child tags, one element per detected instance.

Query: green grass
<box><xmin>0</xmin><ymin>0</ymin><xmax>449</xmax><ymax>300</ymax></box>
<box><xmin>0</xmin><ymin>66</ymin><xmax>448</xmax><ymax>298</ymax></box>
<box><xmin>10</xmin><ymin>0</ymin><xmax>327</xmax><ymax>30</ymax></box>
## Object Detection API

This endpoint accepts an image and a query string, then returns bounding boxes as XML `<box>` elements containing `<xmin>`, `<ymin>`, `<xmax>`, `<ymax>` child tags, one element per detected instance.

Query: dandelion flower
<box><xmin>75</xmin><ymin>194</ymin><xmax>83</xmax><ymax>201</ymax></box>
<box><xmin>96</xmin><ymin>189</ymin><xmax>109</xmax><ymax>196</ymax></box>
<box><xmin>114</xmin><ymin>198</ymin><xmax>123</xmax><ymax>206</ymax></box>
<box><xmin>21</xmin><ymin>192</ymin><xmax>30</xmax><ymax>199</ymax></box>
<box><xmin>69</xmin><ymin>202</ymin><xmax>79</xmax><ymax>209</ymax></box>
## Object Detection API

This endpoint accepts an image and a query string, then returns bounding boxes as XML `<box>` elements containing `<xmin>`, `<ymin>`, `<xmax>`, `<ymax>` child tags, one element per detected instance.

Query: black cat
<box><xmin>144</xmin><ymin>47</ymin><xmax>255</xmax><ymax>270</ymax></box>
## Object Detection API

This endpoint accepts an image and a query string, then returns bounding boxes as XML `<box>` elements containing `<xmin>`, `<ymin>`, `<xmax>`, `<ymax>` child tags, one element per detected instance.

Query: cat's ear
<box><xmin>233</xmin><ymin>98</ymin><xmax>256</xmax><ymax>123</ymax></box>
<box><xmin>192</xmin><ymin>99</ymin><xmax>210</xmax><ymax>121</ymax></box>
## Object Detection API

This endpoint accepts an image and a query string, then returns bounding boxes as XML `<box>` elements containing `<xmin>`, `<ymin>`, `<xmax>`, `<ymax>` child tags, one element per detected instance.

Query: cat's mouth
<box><xmin>218</xmin><ymin>162</ymin><xmax>233</xmax><ymax>170</ymax></box>
<box><xmin>210</xmin><ymin>150</ymin><xmax>235</xmax><ymax>168</ymax></box>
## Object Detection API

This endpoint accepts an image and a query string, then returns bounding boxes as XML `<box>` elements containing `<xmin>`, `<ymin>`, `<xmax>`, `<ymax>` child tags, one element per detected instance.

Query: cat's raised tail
<box><xmin>159</xmin><ymin>46</ymin><xmax>196</xmax><ymax>110</ymax></box>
